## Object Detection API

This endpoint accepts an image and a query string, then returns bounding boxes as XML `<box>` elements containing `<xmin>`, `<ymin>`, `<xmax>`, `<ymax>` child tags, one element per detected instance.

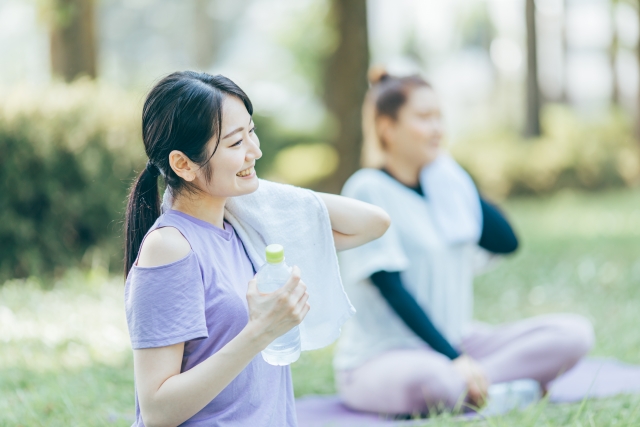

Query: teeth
<box><xmin>236</xmin><ymin>167</ymin><xmax>254</xmax><ymax>177</ymax></box>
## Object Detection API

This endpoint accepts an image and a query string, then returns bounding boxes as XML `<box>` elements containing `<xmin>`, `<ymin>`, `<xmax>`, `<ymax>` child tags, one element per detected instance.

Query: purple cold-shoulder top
<box><xmin>124</xmin><ymin>209</ymin><xmax>297</xmax><ymax>427</ymax></box>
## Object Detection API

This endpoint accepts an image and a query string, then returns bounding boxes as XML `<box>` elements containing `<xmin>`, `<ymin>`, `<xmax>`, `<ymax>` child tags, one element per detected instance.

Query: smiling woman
<box><xmin>122</xmin><ymin>71</ymin><xmax>389</xmax><ymax>427</ymax></box>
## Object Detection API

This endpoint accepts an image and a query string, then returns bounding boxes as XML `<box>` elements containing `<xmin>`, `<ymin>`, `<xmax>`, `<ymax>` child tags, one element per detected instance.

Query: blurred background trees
<box><xmin>525</xmin><ymin>0</ymin><xmax>541</xmax><ymax>137</ymax></box>
<box><xmin>46</xmin><ymin>0</ymin><xmax>98</xmax><ymax>81</ymax></box>
<box><xmin>321</xmin><ymin>0</ymin><xmax>369</xmax><ymax>193</ymax></box>
<box><xmin>2</xmin><ymin>0</ymin><xmax>640</xmax><ymax>279</ymax></box>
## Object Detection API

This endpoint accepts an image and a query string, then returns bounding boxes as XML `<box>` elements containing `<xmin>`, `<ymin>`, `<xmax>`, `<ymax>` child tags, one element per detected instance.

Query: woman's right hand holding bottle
<box><xmin>245</xmin><ymin>266</ymin><xmax>310</xmax><ymax>348</ymax></box>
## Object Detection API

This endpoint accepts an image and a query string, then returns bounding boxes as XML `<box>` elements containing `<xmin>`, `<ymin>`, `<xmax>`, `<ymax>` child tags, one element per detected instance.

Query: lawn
<box><xmin>1</xmin><ymin>189</ymin><xmax>639</xmax><ymax>426</ymax></box>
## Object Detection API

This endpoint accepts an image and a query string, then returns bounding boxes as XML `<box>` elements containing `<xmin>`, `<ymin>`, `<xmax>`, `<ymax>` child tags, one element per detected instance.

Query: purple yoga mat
<box><xmin>296</xmin><ymin>358</ymin><xmax>640</xmax><ymax>427</ymax></box>
<box><xmin>547</xmin><ymin>358</ymin><xmax>640</xmax><ymax>402</ymax></box>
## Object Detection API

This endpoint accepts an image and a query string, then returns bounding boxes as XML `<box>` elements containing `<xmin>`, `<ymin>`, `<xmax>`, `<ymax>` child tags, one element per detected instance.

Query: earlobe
<box><xmin>169</xmin><ymin>150</ymin><xmax>196</xmax><ymax>182</ymax></box>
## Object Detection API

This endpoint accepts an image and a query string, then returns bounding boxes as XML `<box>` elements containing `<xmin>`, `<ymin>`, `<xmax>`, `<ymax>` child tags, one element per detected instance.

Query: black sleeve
<box><xmin>370</xmin><ymin>270</ymin><xmax>460</xmax><ymax>360</ymax></box>
<box><xmin>478</xmin><ymin>197</ymin><xmax>519</xmax><ymax>254</ymax></box>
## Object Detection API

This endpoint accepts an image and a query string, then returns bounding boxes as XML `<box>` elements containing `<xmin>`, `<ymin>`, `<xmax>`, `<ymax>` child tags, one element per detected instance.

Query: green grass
<box><xmin>2</xmin><ymin>189</ymin><xmax>640</xmax><ymax>426</ymax></box>
<box><xmin>0</xmin><ymin>271</ymin><xmax>134</xmax><ymax>426</ymax></box>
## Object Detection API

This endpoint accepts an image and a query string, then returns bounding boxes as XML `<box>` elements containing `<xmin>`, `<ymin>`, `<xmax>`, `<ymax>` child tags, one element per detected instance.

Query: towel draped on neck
<box><xmin>162</xmin><ymin>180</ymin><xmax>356</xmax><ymax>351</ymax></box>
<box><xmin>419</xmin><ymin>154</ymin><xmax>482</xmax><ymax>245</ymax></box>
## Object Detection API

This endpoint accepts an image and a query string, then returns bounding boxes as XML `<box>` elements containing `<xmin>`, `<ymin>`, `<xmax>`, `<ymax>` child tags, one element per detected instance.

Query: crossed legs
<box><xmin>336</xmin><ymin>314</ymin><xmax>594</xmax><ymax>414</ymax></box>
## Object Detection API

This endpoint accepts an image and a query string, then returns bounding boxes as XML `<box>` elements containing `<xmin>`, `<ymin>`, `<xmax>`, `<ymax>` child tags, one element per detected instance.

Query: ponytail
<box><xmin>124</xmin><ymin>163</ymin><xmax>161</xmax><ymax>277</ymax></box>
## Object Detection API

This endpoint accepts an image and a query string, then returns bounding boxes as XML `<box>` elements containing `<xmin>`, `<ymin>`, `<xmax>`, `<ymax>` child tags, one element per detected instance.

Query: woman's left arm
<box><xmin>478</xmin><ymin>198</ymin><xmax>518</xmax><ymax>254</ymax></box>
<box><xmin>317</xmin><ymin>192</ymin><xmax>391</xmax><ymax>252</ymax></box>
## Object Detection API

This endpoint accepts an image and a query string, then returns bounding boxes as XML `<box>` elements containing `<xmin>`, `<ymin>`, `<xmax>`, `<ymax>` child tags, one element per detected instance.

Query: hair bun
<box><xmin>368</xmin><ymin>65</ymin><xmax>390</xmax><ymax>85</ymax></box>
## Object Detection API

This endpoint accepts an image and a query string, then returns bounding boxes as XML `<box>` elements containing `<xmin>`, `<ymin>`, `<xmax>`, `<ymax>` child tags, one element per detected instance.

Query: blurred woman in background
<box><xmin>333</xmin><ymin>69</ymin><xmax>594</xmax><ymax>416</ymax></box>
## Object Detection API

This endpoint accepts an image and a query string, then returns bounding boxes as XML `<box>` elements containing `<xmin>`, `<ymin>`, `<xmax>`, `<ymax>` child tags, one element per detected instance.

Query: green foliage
<box><xmin>0</xmin><ymin>81</ymin><xmax>144</xmax><ymax>281</ymax></box>
<box><xmin>273</xmin><ymin>0</ymin><xmax>336</xmax><ymax>94</ymax></box>
<box><xmin>453</xmin><ymin>105</ymin><xmax>640</xmax><ymax>200</ymax></box>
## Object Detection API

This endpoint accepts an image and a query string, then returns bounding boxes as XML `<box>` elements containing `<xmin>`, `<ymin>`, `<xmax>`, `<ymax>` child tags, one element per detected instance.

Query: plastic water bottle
<box><xmin>256</xmin><ymin>244</ymin><xmax>301</xmax><ymax>366</ymax></box>
<box><xmin>480</xmin><ymin>379</ymin><xmax>541</xmax><ymax>416</ymax></box>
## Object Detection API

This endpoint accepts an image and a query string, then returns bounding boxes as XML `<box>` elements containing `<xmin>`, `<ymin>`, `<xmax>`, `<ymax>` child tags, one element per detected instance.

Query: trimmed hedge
<box><xmin>0</xmin><ymin>81</ymin><xmax>144</xmax><ymax>281</ymax></box>
<box><xmin>453</xmin><ymin>105</ymin><xmax>640</xmax><ymax>199</ymax></box>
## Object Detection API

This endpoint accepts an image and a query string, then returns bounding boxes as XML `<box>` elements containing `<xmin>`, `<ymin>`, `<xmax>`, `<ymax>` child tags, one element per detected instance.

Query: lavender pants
<box><xmin>336</xmin><ymin>314</ymin><xmax>594</xmax><ymax>414</ymax></box>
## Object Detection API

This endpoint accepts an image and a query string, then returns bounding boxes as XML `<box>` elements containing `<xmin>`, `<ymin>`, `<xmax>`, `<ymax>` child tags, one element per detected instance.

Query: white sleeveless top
<box><xmin>334</xmin><ymin>169</ymin><xmax>491</xmax><ymax>371</ymax></box>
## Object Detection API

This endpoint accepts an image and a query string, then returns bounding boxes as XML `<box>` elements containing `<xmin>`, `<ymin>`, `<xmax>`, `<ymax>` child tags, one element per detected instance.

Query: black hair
<box><xmin>124</xmin><ymin>71</ymin><xmax>253</xmax><ymax>276</ymax></box>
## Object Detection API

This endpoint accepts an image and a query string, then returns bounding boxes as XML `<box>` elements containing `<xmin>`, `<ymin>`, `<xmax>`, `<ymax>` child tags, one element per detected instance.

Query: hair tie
<box><xmin>145</xmin><ymin>161</ymin><xmax>161</xmax><ymax>178</ymax></box>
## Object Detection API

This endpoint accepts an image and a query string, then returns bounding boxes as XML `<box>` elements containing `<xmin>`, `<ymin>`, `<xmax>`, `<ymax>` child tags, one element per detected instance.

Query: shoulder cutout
<box><xmin>137</xmin><ymin>227</ymin><xmax>192</xmax><ymax>268</ymax></box>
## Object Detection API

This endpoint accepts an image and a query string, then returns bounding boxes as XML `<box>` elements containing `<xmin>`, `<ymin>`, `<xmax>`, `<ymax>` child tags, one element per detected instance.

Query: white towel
<box><xmin>162</xmin><ymin>180</ymin><xmax>356</xmax><ymax>351</ymax></box>
<box><xmin>420</xmin><ymin>154</ymin><xmax>483</xmax><ymax>245</ymax></box>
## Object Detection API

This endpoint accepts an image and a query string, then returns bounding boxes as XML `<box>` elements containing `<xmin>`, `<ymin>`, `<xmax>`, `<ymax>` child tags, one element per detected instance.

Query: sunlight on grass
<box><xmin>0</xmin><ymin>270</ymin><xmax>130</xmax><ymax>371</ymax></box>
<box><xmin>0</xmin><ymin>270</ymin><xmax>133</xmax><ymax>427</ymax></box>
<box><xmin>505</xmin><ymin>188</ymin><xmax>640</xmax><ymax>240</ymax></box>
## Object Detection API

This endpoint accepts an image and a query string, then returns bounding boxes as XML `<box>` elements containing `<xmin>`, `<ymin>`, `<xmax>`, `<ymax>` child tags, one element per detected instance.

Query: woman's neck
<box><xmin>383</xmin><ymin>157</ymin><xmax>422</xmax><ymax>187</ymax></box>
<box><xmin>172</xmin><ymin>192</ymin><xmax>227</xmax><ymax>229</ymax></box>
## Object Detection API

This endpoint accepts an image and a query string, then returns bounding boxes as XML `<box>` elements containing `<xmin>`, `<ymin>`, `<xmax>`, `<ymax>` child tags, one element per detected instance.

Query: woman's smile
<box><xmin>236</xmin><ymin>165</ymin><xmax>256</xmax><ymax>178</ymax></box>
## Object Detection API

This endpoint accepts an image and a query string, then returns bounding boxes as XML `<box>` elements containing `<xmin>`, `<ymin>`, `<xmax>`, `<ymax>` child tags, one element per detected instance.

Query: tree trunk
<box><xmin>560</xmin><ymin>0</ymin><xmax>569</xmax><ymax>103</ymax></box>
<box><xmin>193</xmin><ymin>0</ymin><xmax>217</xmax><ymax>70</ymax></box>
<box><xmin>525</xmin><ymin>0</ymin><xmax>542</xmax><ymax>137</ymax></box>
<box><xmin>636</xmin><ymin>0</ymin><xmax>640</xmax><ymax>141</ymax></box>
<box><xmin>49</xmin><ymin>0</ymin><xmax>97</xmax><ymax>81</ymax></box>
<box><xmin>610</xmin><ymin>0</ymin><xmax>619</xmax><ymax>106</ymax></box>
<box><xmin>320</xmin><ymin>0</ymin><xmax>370</xmax><ymax>194</ymax></box>
<box><xmin>192</xmin><ymin>0</ymin><xmax>246</xmax><ymax>70</ymax></box>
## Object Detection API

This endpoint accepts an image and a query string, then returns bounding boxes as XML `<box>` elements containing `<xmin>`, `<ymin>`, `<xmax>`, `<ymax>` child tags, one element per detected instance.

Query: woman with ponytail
<box><xmin>123</xmin><ymin>71</ymin><xmax>389</xmax><ymax>427</ymax></box>
<box><xmin>333</xmin><ymin>68</ymin><xmax>594</xmax><ymax>416</ymax></box>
